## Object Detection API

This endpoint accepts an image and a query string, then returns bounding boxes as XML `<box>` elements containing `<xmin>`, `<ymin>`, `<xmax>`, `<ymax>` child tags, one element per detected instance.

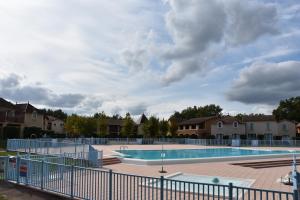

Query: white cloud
<box><xmin>226</xmin><ymin>61</ymin><xmax>300</xmax><ymax>104</ymax></box>
<box><xmin>224</xmin><ymin>0</ymin><xmax>278</xmax><ymax>45</ymax></box>
<box><xmin>160</xmin><ymin>0</ymin><xmax>279</xmax><ymax>85</ymax></box>
<box><xmin>0</xmin><ymin>0</ymin><xmax>298</xmax><ymax>117</ymax></box>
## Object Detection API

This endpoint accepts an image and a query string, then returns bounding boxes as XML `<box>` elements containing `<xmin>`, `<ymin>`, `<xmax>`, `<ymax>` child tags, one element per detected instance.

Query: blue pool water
<box><xmin>116</xmin><ymin>148</ymin><xmax>298</xmax><ymax>160</ymax></box>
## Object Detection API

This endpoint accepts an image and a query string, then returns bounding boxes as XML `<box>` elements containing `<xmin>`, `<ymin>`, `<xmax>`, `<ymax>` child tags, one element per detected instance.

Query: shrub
<box><xmin>3</xmin><ymin>126</ymin><xmax>20</xmax><ymax>139</ymax></box>
<box><xmin>23</xmin><ymin>127</ymin><xmax>42</xmax><ymax>138</ymax></box>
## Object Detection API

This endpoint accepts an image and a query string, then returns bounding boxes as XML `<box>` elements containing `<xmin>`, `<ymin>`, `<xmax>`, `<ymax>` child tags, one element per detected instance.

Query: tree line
<box><xmin>64</xmin><ymin>112</ymin><xmax>172</xmax><ymax>138</ymax></box>
<box><xmin>56</xmin><ymin>96</ymin><xmax>300</xmax><ymax>138</ymax></box>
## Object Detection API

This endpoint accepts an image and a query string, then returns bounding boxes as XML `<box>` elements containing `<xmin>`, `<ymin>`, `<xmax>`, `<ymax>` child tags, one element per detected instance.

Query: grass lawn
<box><xmin>0</xmin><ymin>152</ymin><xmax>17</xmax><ymax>156</ymax></box>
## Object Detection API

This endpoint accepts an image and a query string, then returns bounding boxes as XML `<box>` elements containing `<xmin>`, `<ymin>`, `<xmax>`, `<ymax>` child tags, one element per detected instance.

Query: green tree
<box><xmin>41</xmin><ymin>109</ymin><xmax>68</xmax><ymax>121</ymax></box>
<box><xmin>169</xmin><ymin>104</ymin><xmax>223</xmax><ymax>121</ymax></box>
<box><xmin>169</xmin><ymin>118</ymin><xmax>178</xmax><ymax>137</ymax></box>
<box><xmin>159</xmin><ymin>119</ymin><xmax>169</xmax><ymax>137</ymax></box>
<box><xmin>143</xmin><ymin>116</ymin><xmax>159</xmax><ymax>138</ymax></box>
<box><xmin>97</xmin><ymin>115</ymin><xmax>108</xmax><ymax>137</ymax></box>
<box><xmin>80</xmin><ymin>117</ymin><xmax>96</xmax><ymax>137</ymax></box>
<box><xmin>121</xmin><ymin>113</ymin><xmax>135</xmax><ymax>138</ymax></box>
<box><xmin>65</xmin><ymin>114</ymin><xmax>82</xmax><ymax>137</ymax></box>
<box><xmin>65</xmin><ymin>115</ymin><xmax>97</xmax><ymax>137</ymax></box>
<box><xmin>273</xmin><ymin>97</ymin><xmax>300</xmax><ymax>122</ymax></box>
<box><xmin>112</xmin><ymin>114</ymin><xmax>123</xmax><ymax>120</ymax></box>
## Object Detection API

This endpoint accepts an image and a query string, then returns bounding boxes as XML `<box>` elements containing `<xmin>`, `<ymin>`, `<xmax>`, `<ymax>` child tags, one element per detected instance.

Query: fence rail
<box><xmin>8</xmin><ymin>138</ymin><xmax>300</xmax><ymax>148</ymax></box>
<box><xmin>1</xmin><ymin>155</ymin><xmax>297</xmax><ymax>200</ymax></box>
<box><xmin>7</xmin><ymin>139</ymin><xmax>103</xmax><ymax>168</ymax></box>
<box><xmin>20</xmin><ymin>138</ymin><xmax>300</xmax><ymax>147</ymax></box>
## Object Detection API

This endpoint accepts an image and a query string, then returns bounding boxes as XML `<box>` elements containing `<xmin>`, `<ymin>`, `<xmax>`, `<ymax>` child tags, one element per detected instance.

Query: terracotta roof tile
<box><xmin>178</xmin><ymin>116</ymin><xmax>217</xmax><ymax>125</ymax></box>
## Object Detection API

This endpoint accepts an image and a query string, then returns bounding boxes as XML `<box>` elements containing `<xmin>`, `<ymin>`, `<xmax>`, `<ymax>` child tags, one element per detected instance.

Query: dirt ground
<box><xmin>0</xmin><ymin>181</ymin><xmax>68</xmax><ymax>200</ymax></box>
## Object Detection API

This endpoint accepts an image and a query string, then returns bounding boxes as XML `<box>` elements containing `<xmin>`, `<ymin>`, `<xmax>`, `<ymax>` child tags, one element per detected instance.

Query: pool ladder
<box><xmin>120</xmin><ymin>145</ymin><xmax>128</xmax><ymax>152</ymax></box>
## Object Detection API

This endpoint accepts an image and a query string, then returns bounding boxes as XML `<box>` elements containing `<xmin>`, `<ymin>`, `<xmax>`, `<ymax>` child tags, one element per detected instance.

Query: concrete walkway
<box><xmin>0</xmin><ymin>181</ymin><xmax>68</xmax><ymax>200</ymax></box>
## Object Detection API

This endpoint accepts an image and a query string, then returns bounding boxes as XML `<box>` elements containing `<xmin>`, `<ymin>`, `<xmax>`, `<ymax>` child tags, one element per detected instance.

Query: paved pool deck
<box><xmin>93</xmin><ymin>144</ymin><xmax>300</xmax><ymax>193</ymax></box>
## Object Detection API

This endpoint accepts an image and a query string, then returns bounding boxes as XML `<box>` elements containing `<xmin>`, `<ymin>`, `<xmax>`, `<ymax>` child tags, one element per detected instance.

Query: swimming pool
<box><xmin>116</xmin><ymin>148</ymin><xmax>300</xmax><ymax>165</ymax></box>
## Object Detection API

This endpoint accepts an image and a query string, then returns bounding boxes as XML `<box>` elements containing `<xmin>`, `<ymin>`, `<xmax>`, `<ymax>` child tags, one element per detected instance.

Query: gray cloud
<box><xmin>121</xmin><ymin>49</ymin><xmax>148</xmax><ymax>72</ymax></box>
<box><xmin>0</xmin><ymin>73</ymin><xmax>21</xmax><ymax>88</ymax></box>
<box><xmin>164</xmin><ymin>0</ymin><xmax>226</xmax><ymax>59</ymax></box>
<box><xmin>0</xmin><ymin>74</ymin><xmax>85</xmax><ymax>108</ymax></box>
<box><xmin>161</xmin><ymin>0</ymin><xmax>279</xmax><ymax>85</ymax></box>
<box><xmin>225</xmin><ymin>0</ymin><xmax>278</xmax><ymax>45</ymax></box>
<box><xmin>127</xmin><ymin>103</ymin><xmax>147</xmax><ymax>115</ymax></box>
<box><xmin>226</xmin><ymin>61</ymin><xmax>300</xmax><ymax>104</ymax></box>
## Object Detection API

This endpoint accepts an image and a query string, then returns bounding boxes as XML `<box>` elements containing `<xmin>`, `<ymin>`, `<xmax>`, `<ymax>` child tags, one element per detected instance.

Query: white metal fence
<box><xmin>7</xmin><ymin>139</ymin><xmax>103</xmax><ymax>167</ymax></box>
<box><xmin>1</xmin><ymin>155</ymin><xmax>297</xmax><ymax>200</ymax></box>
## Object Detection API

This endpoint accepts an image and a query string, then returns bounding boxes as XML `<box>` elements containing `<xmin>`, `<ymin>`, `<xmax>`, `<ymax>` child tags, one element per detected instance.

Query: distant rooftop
<box><xmin>178</xmin><ymin>116</ymin><xmax>217</xmax><ymax>125</ymax></box>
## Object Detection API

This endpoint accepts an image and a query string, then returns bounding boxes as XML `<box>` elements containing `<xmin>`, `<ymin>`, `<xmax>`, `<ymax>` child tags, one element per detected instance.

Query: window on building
<box><xmin>282</xmin><ymin>124</ymin><xmax>287</xmax><ymax>131</ymax></box>
<box><xmin>266</xmin><ymin>122</ymin><xmax>270</xmax><ymax>131</ymax></box>
<box><xmin>264</xmin><ymin>133</ymin><xmax>273</xmax><ymax>140</ymax></box>
<box><xmin>217</xmin><ymin>121</ymin><xmax>223</xmax><ymax>128</ymax></box>
<box><xmin>185</xmin><ymin>125</ymin><xmax>189</xmax><ymax>130</ymax></box>
<box><xmin>32</xmin><ymin>111</ymin><xmax>37</xmax><ymax>120</ymax></box>
<box><xmin>282</xmin><ymin>135</ymin><xmax>290</xmax><ymax>141</ymax></box>
<box><xmin>198</xmin><ymin>123</ymin><xmax>205</xmax><ymax>129</ymax></box>
<box><xmin>216</xmin><ymin>134</ymin><xmax>223</xmax><ymax>140</ymax></box>
<box><xmin>233</xmin><ymin>121</ymin><xmax>238</xmax><ymax>128</ymax></box>
<box><xmin>191</xmin><ymin>124</ymin><xmax>196</xmax><ymax>129</ymax></box>
<box><xmin>60</xmin><ymin>123</ymin><xmax>64</xmax><ymax>127</ymax></box>
<box><xmin>232</xmin><ymin>134</ymin><xmax>240</xmax><ymax>139</ymax></box>
<box><xmin>249</xmin><ymin>123</ymin><xmax>254</xmax><ymax>131</ymax></box>
<box><xmin>54</xmin><ymin>123</ymin><xmax>56</xmax><ymax>126</ymax></box>
<box><xmin>247</xmin><ymin>134</ymin><xmax>256</xmax><ymax>139</ymax></box>
<box><xmin>9</xmin><ymin>111</ymin><xmax>15</xmax><ymax>117</ymax></box>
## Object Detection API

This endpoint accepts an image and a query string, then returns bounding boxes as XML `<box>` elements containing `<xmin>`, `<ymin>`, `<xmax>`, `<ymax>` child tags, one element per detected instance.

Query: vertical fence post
<box><xmin>41</xmin><ymin>160</ymin><xmax>44</xmax><ymax>190</ymax></box>
<box><xmin>109</xmin><ymin>169</ymin><xmax>113</xmax><ymax>200</ymax></box>
<box><xmin>292</xmin><ymin>155</ymin><xmax>299</xmax><ymax>200</ymax></box>
<box><xmin>71</xmin><ymin>164</ymin><xmax>74</xmax><ymax>198</ymax></box>
<box><xmin>16</xmin><ymin>155</ymin><xmax>20</xmax><ymax>184</ymax></box>
<box><xmin>160</xmin><ymin>176</ymin><xmax>164</xmax><ymax>200</ymax></box>
<box><xmin>5</xmin><ymin>156</ymin><xmax>8</xmax><ymax>180</ymax></box>
<box><xmin>228</xmin><ymin>182</ymin><xmax>233</xmax><ymax>200</ymax></box>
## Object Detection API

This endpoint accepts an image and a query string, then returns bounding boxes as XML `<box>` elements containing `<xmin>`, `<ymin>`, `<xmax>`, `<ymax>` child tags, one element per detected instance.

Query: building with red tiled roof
<box><xmin>242</xmin><ymin>115</ymin><xmax>296</xmax><ymax>140</ymax></box>
<box><xmin>211</xmin><ymin>116</ymin><xmax>246</xmax><ymax>139</ymax></box>
<box><xmin>44</xmin><ymin>115</ymin><xmax>64</xmax><ymax>134</ymax></box>
<box><xmin>177</xmin><ymin>114</ymin><xmax>297</xmax><ymax>140</ymax></box>
<box><xmin>177</xmin><ymin>116</ymin><xmax>218</xmax><ymax>138</ymax></box>
<box><xmin>0</xmin><ymin>98</ymin><xmax>48</xmax><ymax>138</ymax></box>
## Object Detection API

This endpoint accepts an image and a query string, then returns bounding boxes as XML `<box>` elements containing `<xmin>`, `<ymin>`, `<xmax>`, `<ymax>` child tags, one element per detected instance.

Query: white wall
<box><xmin>211</xmin><ymin>122</ymin><xmax>246</xmax><ymax>137</ymax></box>
<box><xmin>51</xmin><ymin>119</ymin><xmax>64</xmax><ymax>134</ymax></box>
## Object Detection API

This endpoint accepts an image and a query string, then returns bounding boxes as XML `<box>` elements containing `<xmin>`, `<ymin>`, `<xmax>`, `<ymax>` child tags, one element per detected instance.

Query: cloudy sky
<box><xmin>0</xmin><ymin>0</ymin><xmax>299</xmax><ymax>118</ymax></box>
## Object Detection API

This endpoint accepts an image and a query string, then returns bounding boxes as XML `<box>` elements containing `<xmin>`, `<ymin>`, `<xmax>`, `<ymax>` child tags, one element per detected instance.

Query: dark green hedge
<box><xmin>2</xmin><ymin>126</ymin><xmax>20</xmax><ymax>139</ymax></box>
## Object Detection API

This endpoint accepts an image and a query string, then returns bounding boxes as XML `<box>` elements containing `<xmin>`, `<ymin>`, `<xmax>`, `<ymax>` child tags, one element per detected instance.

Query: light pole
<box><xmin>159</xmin><ymin>137</ymin><xmax>167</xmax><ymax>173</ymax></box>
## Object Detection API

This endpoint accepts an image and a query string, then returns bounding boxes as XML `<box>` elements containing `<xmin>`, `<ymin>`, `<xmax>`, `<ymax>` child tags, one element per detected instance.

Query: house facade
<box><xmin>15</xmin><ymin>103</ymin><xmax>44</xmax><ymax>133</ymax></box>
<box><xmin>106</xmin><ymin>119</ymin><xmax>126</xmax><ymax>137</ymax></box>
<box><xmin>45</xmin><ymin>116</ymin><xmax>64</xmax><ymax>134</ymax></box>
<box><xmin>0</xmin><ymin>98</ymin><xmax>23</xmax><ymax>138</ymax></box>
<box><xmin>0</xmin><ymin>98</ymin><xmax>65</xmax><ymax>138</ymax></box>
<box><xmin>211</xmin><ymin>116</ymin><xmax>246</xmax><ymax>139</ymax></box>
<box><xmin>102</xmin><ymin>114</ymin><xmax>148</xmax><ymax>137</ymax></box>
<box><xmin>242</xmin><ymin>115</ymin><xmax>296</xmax><ymax>140</ymax></box>
<box><xmin>177</xmin><ymin>115</ymin><xmax>296</xmax><ymax>140</ymax></box>
<box><xmin>177</xmin><ymin>116</ymin><xmax>218</xmax><ymax>138</ymax></box>
<box><xmin>0</xmin><ymin>99</ymin><xmax>45</xmax><ymax>138</ymax></box>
